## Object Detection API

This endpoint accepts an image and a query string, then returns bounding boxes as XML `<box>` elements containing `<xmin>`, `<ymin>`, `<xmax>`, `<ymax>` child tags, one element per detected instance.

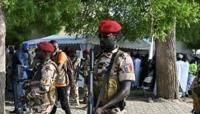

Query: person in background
<box><xmin>21</xmin><ymin>43</ymin><xmax>31</xmax><ymax>79</ymax></box>
<box><xmin>133</xmin><ymin>53</ymin><xmax>141</xmax><ymax>88</ymax></box>
<box><xmin>6</xmin><ymin>46</ymin><xmax>15</xmax><ymax>92</ymax></box>
<box><xmin>186</xmin><ymin>59</ymin><xmax>197</xmax><ymax>95</ymax></box>
<box><xmin>10</xmin><ymin>43</ymin><xmax>28</xmax><ymax>113</ymax></box>
<box><xmin>176</xmin><ymin>54</ymin><xmax>186</xmax><ymax>97</ymax></box>
<box><xmin>139</xmin><ymin>54</ymin><xmax>149</xmax><ymax>87</ymax></box>
<box><xmin>80</xmin><ymin>49</ymin><xmax>90</xmax><ymax>104</ymax></box>
<box><xmin>66</xmin><ymin>48</ymin><xmax>81</xmax><ymax>106</ymax></box>
<box><xmin>49</xmin><ymin>40</ymin><xmax>72</xmax><ymax>114</ymax></box>
<box><xmin>181</xmin><ymin>54</ymin><xmax>190</xmax><ymax>97</ymax></box>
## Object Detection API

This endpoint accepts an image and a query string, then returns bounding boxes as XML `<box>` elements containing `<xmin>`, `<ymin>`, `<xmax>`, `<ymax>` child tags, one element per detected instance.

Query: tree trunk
<box><xmin>156</xmin><ymin>19</ymin><xmax>178</xmax><ymax>99</ymax></box>
<box><xmin>0</xmin><ymin>8</ymin><xmax>6</xmax><ymax>114</ymax></box>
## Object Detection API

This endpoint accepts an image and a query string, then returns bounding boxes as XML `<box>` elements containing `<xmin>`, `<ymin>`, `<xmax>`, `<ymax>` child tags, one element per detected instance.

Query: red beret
<box><xmin>98</xmin><ymin>20</ymin><xmax>122</xmax><ymax>33</ymax></box>
<box><xmin>37</xmin><ymin>41</ymin><xmax>55</xmax><ymax>53</ymax></box>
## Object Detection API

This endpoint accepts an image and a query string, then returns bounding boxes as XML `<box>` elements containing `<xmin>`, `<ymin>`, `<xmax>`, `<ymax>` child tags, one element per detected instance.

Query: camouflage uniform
<box><xmin>25</xmin><ymin>60</ymin><xmax>57</xmax><ymax>114</ymax></box>
<box><xmin>191</xmin><ymin>77</ymin><xmax>200</xmax><ymax>114</ymax></box>
<box><xmin>71</xmin><ymin>56</ymin><xmax>81</xmax><ymax>105</ymax></box>
<box><xmin>93</xmin><ymin>48</ymin><xmax>135</xmax><ymax>114</ymax></box>
<box><xmin>80</xmin><ymin>57</ymin><xmax>90</xmax><ymax>101</ymax></box>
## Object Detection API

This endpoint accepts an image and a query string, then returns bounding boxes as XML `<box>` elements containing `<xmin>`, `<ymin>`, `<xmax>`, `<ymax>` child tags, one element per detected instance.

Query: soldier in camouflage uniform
<box><xmin>23</xmin><ymin>42</ymin><xmax>57</xmax><ymax>114</ymax></box>
<box><xmin>66</xmin><ymin>48</ymin><xmax>81</xmax><ymax>106</ymax></box>
<box><xmin>80</xmin><ymin>49</ymin><xmax>90</xmax><ymax>104</ymax></box>
<box><xmin>93</xmin><ymin>20</ymin><xmax>135</xmax><ymax>114</ymax></box>
<box><xmin>191</xmin><ymin>69</ymin><xmax>200</xmax><ymax>114</ymax></box>
<box><xmin>71</xmin><ymin>55</ymin><xmax>81</xmax><ymax>106</ymax></box>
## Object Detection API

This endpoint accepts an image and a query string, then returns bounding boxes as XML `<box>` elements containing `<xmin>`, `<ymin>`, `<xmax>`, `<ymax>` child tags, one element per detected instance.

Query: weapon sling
<box><xmin>94</xmin><ymin>50</ymin><xmax>120</xmax><ymax>111</ymax></box>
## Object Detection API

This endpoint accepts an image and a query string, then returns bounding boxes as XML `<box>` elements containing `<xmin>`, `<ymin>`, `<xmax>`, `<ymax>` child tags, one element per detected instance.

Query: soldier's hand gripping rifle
<box><xmin>87</xmin><ymin>48</ymin><xmax>94</xmax><ymax>114</ymax></box>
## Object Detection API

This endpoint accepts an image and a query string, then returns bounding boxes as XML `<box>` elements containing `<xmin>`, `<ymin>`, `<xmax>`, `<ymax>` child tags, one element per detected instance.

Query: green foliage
<box><xmin>64</xmin><ymin>0</ymin><xmax>152</xmax><ymax>40</ymax></box>
<box><xmin>65</xmin><ymin>0</ymin><xmax>199</xmax><ymax>41</ymax></box>
<box><xmin>177</xmin><ymin>22</ymin><xmax>200</xmax><ymax>49</ymax></box>
<box><xmin>176</xmin><ymin>0</ymin><xmax>200</xmax><ymax>49</ymax></box>
<box><xmin>139</xmin><ymin>0</ymin><xmax>199</xmax><ymax>40</ymax></box>
<box><xmin>2</xmin><ymin>0</ymin><xmax>81</xmax><ymax>44</ymax></box>
<box><xmin>2</xmin><ymin>0</ymin><xmax>199</xmax><ymax>45</ymax></box>
<box><xmin>2</xmin><ymin>0</ymin><xmax>35</xmax><ymax>44</ymax></box>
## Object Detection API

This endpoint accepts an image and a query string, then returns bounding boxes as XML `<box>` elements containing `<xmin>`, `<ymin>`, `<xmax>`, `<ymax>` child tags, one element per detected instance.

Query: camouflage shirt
<box><xmin>81</xmin><ymin>58</ymin><xmax>90</xmax><ymax>77</ymax></box>
<box><xmin>26</xmin><ymin>59</ymin><xmax>58</xmax><ymax>113</ymax></box>
<box><xmin>191</xmin><ymin>77</ymin><xmax>200</xmax><ymax>113</ymax></box>
<box><xmin>93</xmin><ymin>48</ymin><xmax>135</xmax><ymax>105</ymax></box>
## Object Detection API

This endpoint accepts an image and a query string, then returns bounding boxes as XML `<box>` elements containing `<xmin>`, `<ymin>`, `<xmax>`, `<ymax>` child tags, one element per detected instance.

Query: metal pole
<box><xmin>87</xmin><ymin>48</ymin><xmax>94</xmax><ymax>114</ymax></box>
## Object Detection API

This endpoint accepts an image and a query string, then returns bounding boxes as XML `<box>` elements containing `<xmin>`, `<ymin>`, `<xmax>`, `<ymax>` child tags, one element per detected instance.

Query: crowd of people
<box><xmin>176</xmin><ymin>54</ymin><xmax>199</xmax><ymax>97</ymax></box>
<box><xmin>130</xmin><ymin>52</ymin><xmax>200</xmax><ymax>96</ymax></box>
<box><xmin>6</xmin><ymin>41</ymin><xmax>85</xmax><ymax>114</ymax></box>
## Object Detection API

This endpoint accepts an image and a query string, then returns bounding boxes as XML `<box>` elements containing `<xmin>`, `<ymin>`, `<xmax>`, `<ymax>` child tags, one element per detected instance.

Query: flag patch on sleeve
<box><xmin>123</xmin><ymin>63</ymin><xmax>133</xmax><ymax>73</ymax></box>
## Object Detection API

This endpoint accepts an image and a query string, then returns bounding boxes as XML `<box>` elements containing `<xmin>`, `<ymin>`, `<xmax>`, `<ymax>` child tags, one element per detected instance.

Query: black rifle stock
<box><xmin>87</xmin><ymin>48</ymin><xmax>94</xmax><ymax>114</ymax></box>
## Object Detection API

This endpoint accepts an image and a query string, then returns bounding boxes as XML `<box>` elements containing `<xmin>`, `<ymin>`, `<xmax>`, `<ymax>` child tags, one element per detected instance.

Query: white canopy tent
<box><xmin>176</xmin><ymin>41</ymin><xmax>193</xmax><ymax>54</ymax></box>
<box><xmin>23</xmin><ymin>35</ymin><xmax>192</xmax><ymax>54</ymax></box>
<box><xmin>23</xmin><ymin>35</ymin><xmax>151</xmax><ymax>50</ymax></box>
<box><xmin>23</xmin><ymin>35</ymin><xmax>87</xmax><ymax>48</ymax></box>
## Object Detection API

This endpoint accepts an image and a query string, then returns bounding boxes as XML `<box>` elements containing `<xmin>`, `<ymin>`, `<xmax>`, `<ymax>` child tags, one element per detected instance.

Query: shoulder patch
<box><xmin>118</xmin><ymin>51</ymin><xmax>134</xmax><ymax>73</ymax></box>
<box><xmin>122</xmin><ymin>63</ymin><xmax>133</xmax><ymax>73</ymax></box>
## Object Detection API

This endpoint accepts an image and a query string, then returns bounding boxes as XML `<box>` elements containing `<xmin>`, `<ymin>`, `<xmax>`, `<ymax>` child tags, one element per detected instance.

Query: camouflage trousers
<box><xmin>191</xmin><ymin>78</ymin><xmax>200</xmax><ymax>114</ymax></box>
<box><xmin>192</xmin><ymin>92</ymin><xmax>200</xmax><ymax>114</ymax></box>
<box><xmin>25</xmin><ymin>104</ymin><xmax>54</xmax><ymax>114</ymax></box>
<box><xmin>83</xmin><ymin>83</ymin><xmax>88</xmax><ymax>97</ymax></box>
<box><xmin>70</xmin><ymin>81</ymin><xmax>80</xmax><ymax>105</ymax></box>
